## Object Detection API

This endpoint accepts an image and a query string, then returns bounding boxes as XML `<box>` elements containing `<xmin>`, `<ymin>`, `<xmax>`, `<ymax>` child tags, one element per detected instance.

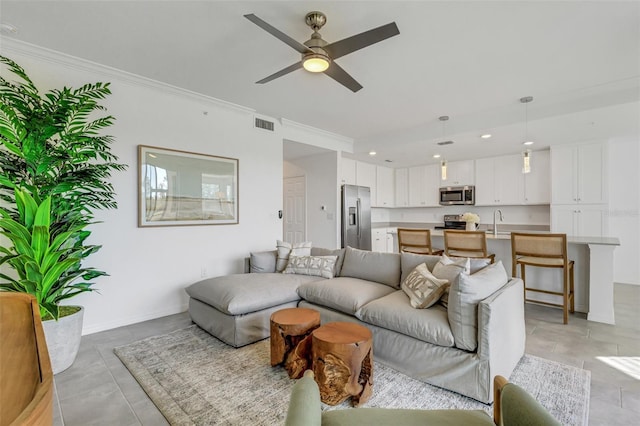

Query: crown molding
<box><xmin>2</xmin><ymin>38</ymin><xmax>255</xmax><ymax>115</ymax></box>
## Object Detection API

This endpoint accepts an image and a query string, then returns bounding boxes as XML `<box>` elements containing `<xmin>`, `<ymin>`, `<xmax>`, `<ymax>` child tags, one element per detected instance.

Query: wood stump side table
<box><xmin>270</xmin><ymin>307</ymin><xmax>320</xmax><ymax>379</ymax></box>
<box><xmin>311</xmin><ymin>322</ymin><xmax>373</xmax><ymax>407</ymax></box>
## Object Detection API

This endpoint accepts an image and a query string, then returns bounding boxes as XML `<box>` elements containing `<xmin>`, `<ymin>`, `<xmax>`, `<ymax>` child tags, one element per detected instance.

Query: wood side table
<box><xmin>311</xmin><ymin>322</ymin><xmax>373</xmax><ymax>406</ymax></box>
<box><xmin>270</xmin><ymin>307</ymin><xmax>320</xmax><ymax>379</ymax></box>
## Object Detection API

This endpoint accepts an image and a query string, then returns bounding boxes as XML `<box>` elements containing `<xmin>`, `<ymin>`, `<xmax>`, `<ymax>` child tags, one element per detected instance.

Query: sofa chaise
<box><xmin>185</xmin><ymin>245</ymin><xmax>526</xmax><ymax>403</ymax></box>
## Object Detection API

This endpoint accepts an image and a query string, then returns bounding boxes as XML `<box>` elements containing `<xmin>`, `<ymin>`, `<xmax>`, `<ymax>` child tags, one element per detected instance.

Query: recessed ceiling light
<box><xmin>369</xmin><ymin>151</ymin><xmax>377</xmax><ymax>156</ymax></box>
<box><xmin>433</xmin><ymin>154</ymin><xmax>441</xmax><ymax>159</ymax></box>
<box><xmin>0</xmin><ymin>23</ymin><xmax>18</xmax><ymax>35</ymax></box>
<box><xmin>523</xmin><ymin>141</ymin><xmax>534</xmax><ymax>146</ymax></box>
<box><xmin>480</xmin><ymin>134</ymin><xmax>492</xmax><ymax>139</ymax></box>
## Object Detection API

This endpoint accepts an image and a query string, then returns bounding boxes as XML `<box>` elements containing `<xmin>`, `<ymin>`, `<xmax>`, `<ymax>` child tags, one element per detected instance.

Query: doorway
<box><xmin>283</xmin><ymin>176</ymin><xmax>306</xmax><ymax>243</ymax></box>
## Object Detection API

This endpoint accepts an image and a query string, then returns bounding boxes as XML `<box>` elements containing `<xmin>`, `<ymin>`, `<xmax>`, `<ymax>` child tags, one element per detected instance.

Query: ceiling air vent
<box><xmin>255</xmin><ymin>117</ymin><xmax>275</xmax><ymax>131</ymax></box>
<box><xmin>437</xmin><ymin>140</ymin><xmax>454</xmax><ymax>146</ymax></box>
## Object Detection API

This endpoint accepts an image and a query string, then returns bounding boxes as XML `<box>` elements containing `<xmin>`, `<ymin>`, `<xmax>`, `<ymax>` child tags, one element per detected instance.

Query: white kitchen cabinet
<box><xmin>395</xmin><ymin>168</ymin><xmax>409</xmax><ymax>207</ymax></box>
<box><xmin>474</xmin><ymin>155</ymin><xmax>521</xmax><ymax>205</ymax></box>
<box><xmin>372</xmin><ymin>228</ymin><xmax>388</xmax><ymax>252</ymax></box>
<box><xmin>522</xmin><ymin>149</ymin><xmax>550</xmax><ymax>204</ymax></box>
<box><xmin>441</xmin><ymin>160</ymin><xmax>474</xmax><ymax>186</ymax></box>
<box><xmin>551</xmin><ymin>204</ymin><xmax>607</xmax><ymax>237</ymax></box>
<box><xmin>341</xmin><ymin>157</ymin><xmax>356</xmax><ymax>185</ymax></box>
<box><xmin>356</xmin><ymin>161</ymin><xmax>377</xmax><ymax>206</ymax></box>
<box><xmin>551</xmin><ymin>142</ymin><xmax>606</xmax><ymax>205</ymax></box>
<box><xmin>408</xmin><ymin>164</ymin><xmax>440</xmax><ymax>207</ymax></box>
<box><xmin>386</xmin><ymin>229</ymin><xmax>396</xmax><ymax>252</ymax></box>
<box><xmin>376</xmin><ymin>166</ymin><xmax>394</xmax><ymax>207</ymax></box>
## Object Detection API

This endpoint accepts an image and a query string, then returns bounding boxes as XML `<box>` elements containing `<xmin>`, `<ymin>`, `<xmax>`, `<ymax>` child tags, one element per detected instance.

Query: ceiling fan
<box><xmin>244</xmin><ymin>11</ymin><xmax>400</xmax><ymax>92</ymax></box>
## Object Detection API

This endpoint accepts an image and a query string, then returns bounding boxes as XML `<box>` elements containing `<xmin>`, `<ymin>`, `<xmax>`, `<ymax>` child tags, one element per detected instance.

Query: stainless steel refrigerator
<box><xmin>341</xmin><ymin>184</ymin><xmax>372</xmax><ymax>250</ymax></box>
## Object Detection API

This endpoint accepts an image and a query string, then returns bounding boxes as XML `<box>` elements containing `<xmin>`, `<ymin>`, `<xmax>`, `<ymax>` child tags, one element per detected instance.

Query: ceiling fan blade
<box><xmin>324</xmin><ymin>22</ymin><xmax>400</xmax><ymax>59</ymax></box>
<box><xmin>256</xmin><ymin>62</ymin><xmax>303</xmax><ymax>84</ymax></box>
<box><xmin>244</xmin><ymin>14</ymin><xmax>313</xmax><ymax>54</ymax></box>
<box><xmin>324</xmin><ymin>63</ymin><xmax>363</xmax><ymax>92</ymax></box>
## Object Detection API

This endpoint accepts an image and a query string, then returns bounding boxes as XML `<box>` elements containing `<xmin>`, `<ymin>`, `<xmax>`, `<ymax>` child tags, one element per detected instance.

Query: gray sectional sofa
<box><xmin>186</xmin><ymin>246</ymin><xmax>526</xmax><ymax>403</ymax></box>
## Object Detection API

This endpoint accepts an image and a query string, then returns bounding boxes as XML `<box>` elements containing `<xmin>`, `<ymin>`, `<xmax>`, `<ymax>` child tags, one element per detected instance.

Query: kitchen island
<box><xmin>387</xmin><ymin>228</ymin><xmax>620</xmax><ymax>325</ymax></box>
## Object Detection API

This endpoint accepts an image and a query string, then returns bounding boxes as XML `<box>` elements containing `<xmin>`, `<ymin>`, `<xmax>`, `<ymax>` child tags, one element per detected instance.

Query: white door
<box><xmin>283</xmin><ymin>176</ymin><xmax>306</xmax><ymax>244</ymax></box>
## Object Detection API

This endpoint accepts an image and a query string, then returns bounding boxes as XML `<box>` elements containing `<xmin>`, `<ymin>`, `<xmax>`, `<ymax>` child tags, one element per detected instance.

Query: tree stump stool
<box><xmin>270</xmin><ymin>307</ymin><xmax>320</xmax><ymax>379</ymax></box>
<box><xmin>311</xmin><ymin>322</ymin><xmax>373</xmax><ymax>407</ymax></box>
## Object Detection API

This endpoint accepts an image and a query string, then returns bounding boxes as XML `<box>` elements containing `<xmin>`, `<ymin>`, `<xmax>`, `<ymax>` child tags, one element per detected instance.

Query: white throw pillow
<box><xmin>283</xmin><ymin>255</ymin><xmax>338</xmax><ymax>279</ymax></box>
<box><xmin>276</xmin><ymin>240</ymin><xmax>312</xmax><ymax>272</ymax></box>
<box><xmin>432</xmin><ymin>255</ymin><xmax>470</xmax><ymax>308</ymax></box>
<box><xmin>448</xmin><ymin>260</ymin><xmax>509</xmax><ymax>351</ymax></box>
<box><xmin>401</xmin><ymin>263</ymin><xmax>450</xmax><ymax>309</ymax></box>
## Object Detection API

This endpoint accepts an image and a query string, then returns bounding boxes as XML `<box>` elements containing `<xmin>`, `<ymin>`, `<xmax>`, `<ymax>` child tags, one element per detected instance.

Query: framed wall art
<box><xmin>138</xmin><ymin>145</ymin><xmax>238</xmax><ymax>227</ymax></box>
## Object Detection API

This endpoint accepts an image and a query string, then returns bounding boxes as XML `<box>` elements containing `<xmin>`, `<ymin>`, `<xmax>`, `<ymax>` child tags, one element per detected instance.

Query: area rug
<box><xmin>114</xmin><ymin>325</ymin><xmax>590</xmax><ymax>426</ymax></box>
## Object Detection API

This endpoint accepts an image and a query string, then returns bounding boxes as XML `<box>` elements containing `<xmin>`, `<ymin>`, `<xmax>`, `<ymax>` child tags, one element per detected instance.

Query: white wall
<box><xmin>608</xmin><ymin>138</ymin><xmax>640</xmax><ymax>284</ymax></box>
<box><xmin>284</xmin><ymin>152</ymin><xmax>340</xmax><ymax>249</ymax></box>
<box><xmin>5</xmin><ymin>43</ymin><xmax>284</xmax><ymax>334</ymax></box>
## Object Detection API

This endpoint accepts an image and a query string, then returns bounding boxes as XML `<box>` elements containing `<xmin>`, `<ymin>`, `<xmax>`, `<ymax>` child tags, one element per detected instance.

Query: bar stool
<box><xmin>510</xmin><ymin>232</ymin><xmax>575</xmax><ymax>324</ymax></box>
<box><xmin>397</xmin><ymin>228</ymin><xmax>443</xmax><ymax>255</ymax></box>
<box><xmin>443</xmin><ymin>230</ymin><xmax>495</xmax><ymax>263</ymax></box>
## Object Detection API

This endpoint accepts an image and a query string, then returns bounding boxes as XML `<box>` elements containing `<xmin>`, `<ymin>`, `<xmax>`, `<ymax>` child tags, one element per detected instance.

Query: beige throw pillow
<box><xmin>401</xmin><ymin>263</ymin><xmax>449</xmax><ymax>309</ymax></box>
<box><xmin>448</xmin><ymin>260</ymin><xmax>509</xmax><ymax>351</ymax></box>
<box><xmin>283</xmin><ymin>255</ymin><xmax>338</xmax><ymax>279</ymax></box>
<box><xmin>276</xmin><ymin>240</ymin><xmax>312</xmax><ymax>272</ymax></box>
<box><xmin>432</xmin><ymin>255</ymin><xmax>470</xmax><ymax>308</ymax></box>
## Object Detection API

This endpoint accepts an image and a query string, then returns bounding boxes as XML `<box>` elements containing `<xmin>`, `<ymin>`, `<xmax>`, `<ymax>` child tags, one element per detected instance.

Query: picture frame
<box><xmin>138</xmin><ymin>145</ymin><xmax>239</xmax><ymax>227</ymax></box>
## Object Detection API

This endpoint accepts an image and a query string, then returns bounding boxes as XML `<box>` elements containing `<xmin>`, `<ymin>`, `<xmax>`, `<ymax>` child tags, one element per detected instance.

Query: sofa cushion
<box><xmin>276</xmin><ymin>240</ymin><xmax>312</xmax><ymax>272</ymax></box>
<box><xmin>400</xmin><ymin>253</ymin><xmax>491</xmax><ymax>288</ymax></box>
<box><xmin>401</xmin><ymin>263</ymin><xmax>449</xmax><ymax>309</ymax></box>
<box><xmin>297</xmin><ymin>277</ymin><xmax>396</xmax><ymax>316</ymax></box>
<box><xmin>310</xmin><ymin>247</ymin><xmax>346</xmax><ymax>276</ymax></box>
<box><xmin>340</xmin><ymin>246</ymin><xmax>401</xmax><ymax>288</ymax></box>
<box><xmin>400</xmin><ymin>252</ymin><xmax>441</xmax><ymax>283</ymax></box>
<box><xmin>448</xmin><ymin>261</ymin><xmax>509</xmax><ymax>351</ymax></box>
<box><xmin>432</xmin><ymin>255</ymin><xmax>470</xmax><ymax>308</ymax></box>
<box><xmin>186</xmin><ymin>273</ymin><xmax>321</xmax><ymax>315</ymax></box>
<box><xmin>283</xmin><ymin>255</ymin><xmax>338</xmax><ymax>279</ymax></box>
<box><xmin>357</xmin><ymin>290</ymin><xmax>455</xmax><ymax>347</ymax></box>
<box><xmin>249</xmin><ymin>250</ymin><xmax>277</xmax><ymax>273</ymax></box>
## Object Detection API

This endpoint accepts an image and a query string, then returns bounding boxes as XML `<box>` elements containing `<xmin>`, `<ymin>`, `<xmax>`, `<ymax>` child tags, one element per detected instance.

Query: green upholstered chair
<box><xmin>285</xmin><ymin>371</ymin><xmax>561</xmax><ymax>426</ymax></box>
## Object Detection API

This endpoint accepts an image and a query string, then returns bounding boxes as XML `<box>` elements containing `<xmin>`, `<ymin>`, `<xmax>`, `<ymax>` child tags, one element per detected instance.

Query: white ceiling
<box><xmin>2</xmin><ymin>1</ymin><xmax>639</xmax><ymax>167</ymax></box>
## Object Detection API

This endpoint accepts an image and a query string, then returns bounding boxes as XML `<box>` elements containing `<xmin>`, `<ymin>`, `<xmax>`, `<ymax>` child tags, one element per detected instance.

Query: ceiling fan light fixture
<box><xmin>303</xmin><ymin>53</ymin><xmax>330</xmax><ymax>73</ymax></box>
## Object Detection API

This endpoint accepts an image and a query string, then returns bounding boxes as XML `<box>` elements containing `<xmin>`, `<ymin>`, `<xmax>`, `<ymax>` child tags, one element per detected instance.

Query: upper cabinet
<box><xmin>409</xmin><ymin>164</ymin><xmax>440</xmax><ymax>207</ymax></box>
<box><xmin>474</xmin><ymin>155</ymin><xmax>521</xmax><ymax>206</ymax></box>
<box><xmin>395</xmin><ymin>168</ymin><xmax>409</xmax><ymax>207</ymax></box>
<box><xmin>441</xmin><ymin>160</ymin><xmax>474</xmax><ymax>186</ymax></box>
<box><xmin>474</xmin><ymin>151</ymin><xmax>550</xmax><ymax>206</ymax></box>
<box><xmin>551</xmin><ymin>142</ymin><xmax>607</xmax><ymax>205</ymax></box>
<box><xmin>341</xmin><ymin>158</ymin><xmax>356</xmax><ymax>185</ymax></box>
<box><xmin>521</xmin><ymin>149</ymin><xmax>550</xmax><ymax>204</ymax></box>
<box><xmin>376</xmin><ymin>166</ymin><xmax>394</xmax><ymax>207</ymax></box>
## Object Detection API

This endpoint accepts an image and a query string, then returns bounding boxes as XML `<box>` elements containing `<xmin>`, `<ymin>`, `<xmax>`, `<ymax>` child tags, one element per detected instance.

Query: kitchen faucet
<box><xmin>493</xmin><ymin>209</ymin><xmax>504</xmax><ymax>237</ymax></box>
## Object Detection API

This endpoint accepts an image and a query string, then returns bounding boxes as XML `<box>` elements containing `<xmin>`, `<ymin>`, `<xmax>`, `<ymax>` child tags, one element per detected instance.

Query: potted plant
<box><xmin>0</xmin><ymin>56</ymin><xmax>126</xmax><ymax>373</ymax></box>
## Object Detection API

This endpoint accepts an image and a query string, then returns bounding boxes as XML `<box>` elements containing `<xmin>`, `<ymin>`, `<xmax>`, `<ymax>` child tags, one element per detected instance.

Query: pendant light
<box><xmin>438</xmin><ymin>115</ymin><xmax>449</xmax><ymax>180</ymax></box>
<box><xmin>520</xmin><ymin>96</ymin><xmax>533</xmax><ymax>174</ymax></box>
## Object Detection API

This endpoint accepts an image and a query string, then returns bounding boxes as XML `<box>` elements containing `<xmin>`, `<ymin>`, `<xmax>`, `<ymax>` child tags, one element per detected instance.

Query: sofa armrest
<box><xmin>477</xmin><ymin>278</ymin><xmax>526</xmax><ymax>365</ymax></box>
<box><xmin>285</xmin><ymin>370</ymin><xmax>322</xmax><ymax>426</ymax></box>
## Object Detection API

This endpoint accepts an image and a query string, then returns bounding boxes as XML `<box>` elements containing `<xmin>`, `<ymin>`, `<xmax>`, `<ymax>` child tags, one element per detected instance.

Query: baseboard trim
<box><xmin>82</xmin><ymin>303</ymin><xmax>189</xmax><ymax>335</ymax></box>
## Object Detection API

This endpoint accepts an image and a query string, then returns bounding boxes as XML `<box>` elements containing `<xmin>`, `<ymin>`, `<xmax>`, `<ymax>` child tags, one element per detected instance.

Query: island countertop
<box><xmin>384</xmin><ymin>227</ymin><xmax>619</xmax><ymax>324</ymax></box>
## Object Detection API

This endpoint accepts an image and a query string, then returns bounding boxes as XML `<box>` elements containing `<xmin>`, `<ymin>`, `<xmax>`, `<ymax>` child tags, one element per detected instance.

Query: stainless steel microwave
<box><xmin>439</xmin><ymin>185</ymin><xmax>475</xmax><ymax>205</ymax></box>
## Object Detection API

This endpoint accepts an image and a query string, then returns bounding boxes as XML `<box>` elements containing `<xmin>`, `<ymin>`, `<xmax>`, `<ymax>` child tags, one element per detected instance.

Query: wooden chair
<box><xmin>397</xmin><ymin>228</ymin><xmax>443</xmax><ymax>255</ymax></box>
<box><xmin>0</xmin><ymin>293</ymin><xmax>53</xmax><ymax>426</ymax></box>
<box><xmin>443</xmin><ymin>230</ymin><xmax>495</xmax><ymax>263</ymax></box>
<box><xmin>510</xmin><ymin>232</ymin><xmax>575</xmax><ymax>324</ymax></box>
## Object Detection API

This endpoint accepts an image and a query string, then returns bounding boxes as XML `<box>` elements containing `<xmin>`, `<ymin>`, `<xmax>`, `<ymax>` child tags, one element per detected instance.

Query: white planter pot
<box><xmin>42</xmin><ymin>306</ymin><xmax>84</xmax><ymax>375</ymax></box>
<box><xmin>466</xmin><ymin>222</ymin><xmax>477</xmax><ymax>231</ymax></box>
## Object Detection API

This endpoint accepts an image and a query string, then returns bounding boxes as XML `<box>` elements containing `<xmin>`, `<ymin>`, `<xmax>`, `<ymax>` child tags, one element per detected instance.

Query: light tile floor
<box><xmin>53</xmin><ymin>284</ymin><xmax>640</xmax><ymax>425</ymax></box>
